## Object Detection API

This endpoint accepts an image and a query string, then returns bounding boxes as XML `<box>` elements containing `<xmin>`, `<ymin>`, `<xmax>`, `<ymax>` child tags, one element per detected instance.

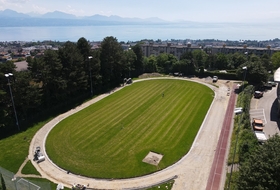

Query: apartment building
<box><xmin>212</xmin><ymin>45</ymin><xmax>279</xmax><ymax>56</ymax></box>
<box><xmin>141</xmin><ymin>42</ymin><xmax>202</xmax><ymax>59</ymax></box>
<box><xmin>141</xmin><ymin>42</ymin><xmax>280</xmax><ymax>59</ymax></box>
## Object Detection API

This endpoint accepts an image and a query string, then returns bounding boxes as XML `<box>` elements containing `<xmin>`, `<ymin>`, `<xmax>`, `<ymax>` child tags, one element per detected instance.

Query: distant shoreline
<box><xmin>0</xmin><ymin>24</ymin><xmax>279</xmax><ymax>42</ymax></box>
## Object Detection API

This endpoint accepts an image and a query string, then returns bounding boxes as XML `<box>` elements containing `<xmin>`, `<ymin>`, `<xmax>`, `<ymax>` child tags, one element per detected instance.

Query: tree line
<box><xmin>1</xmin><ymin>36</ymin><xmax>280</xmax><ymax>135</ymax></box>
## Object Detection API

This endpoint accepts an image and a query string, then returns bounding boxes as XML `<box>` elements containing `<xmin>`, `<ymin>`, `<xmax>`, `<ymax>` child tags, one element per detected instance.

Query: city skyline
<box><xmin>0</xmin><ymin>0</ymin><xmax>280</xmax><ymax>23</ymax></box>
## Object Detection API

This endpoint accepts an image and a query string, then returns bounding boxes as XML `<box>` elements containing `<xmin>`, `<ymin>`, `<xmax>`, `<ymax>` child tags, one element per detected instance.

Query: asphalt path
<box><xmin>27</xmin><ymin>77</ymin><xmax>233</xmax><ymax>190</ymax></box>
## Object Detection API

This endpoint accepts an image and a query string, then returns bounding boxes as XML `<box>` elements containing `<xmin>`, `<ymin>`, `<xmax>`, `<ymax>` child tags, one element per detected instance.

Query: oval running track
<box><xmin>28</xmin><ymin>77</ymin><xmax>236</xmax><ymax>190</ymax></box>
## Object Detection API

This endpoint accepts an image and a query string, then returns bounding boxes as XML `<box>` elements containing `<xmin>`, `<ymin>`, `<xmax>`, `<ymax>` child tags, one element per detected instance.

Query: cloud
<box><xmin>1</xmin><ymin>0</ymin><xmax>30</xmax><ymax>5</ymax></box>
<box><xmin>0</xmin><ymin>0</ymin><xmax>30</xmax><ymax>11</ymax></box>
<box><xmin>99</xmin><ymin>10</ymin><xmax>112</xmax><ymax>16</ymax></box>
<box><xmin>9</xmin><ymin>0</ymin><xmax>30</xmax><ymax>3</ymax></box>
<box><xmin>55</xmin><ymin>4</ymin><xmax>86</xmax><ymax>16</ymax></box>
<box><xmin>32</xmin><ymin>4</ymin><xmax>50</xmax><ymax>14</ymax></box>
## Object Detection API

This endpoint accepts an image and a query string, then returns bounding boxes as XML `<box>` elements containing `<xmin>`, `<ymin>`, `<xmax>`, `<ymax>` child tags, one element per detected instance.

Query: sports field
<box><xmin>46</xmin><ymin>79</ymin><xmax>214</xmax><ymax>178</ymax></box>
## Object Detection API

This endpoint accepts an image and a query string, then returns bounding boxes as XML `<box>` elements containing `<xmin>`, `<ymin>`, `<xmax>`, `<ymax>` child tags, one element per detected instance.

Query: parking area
<box><xmin>250</xmin><ymin>86</ymin><xmax>280</xmax><ymax>138</ymax></box>
<box><xmin>250</xmin><ymin>109</ymin><xmax>266</xmax><ymax>124</ymax></box>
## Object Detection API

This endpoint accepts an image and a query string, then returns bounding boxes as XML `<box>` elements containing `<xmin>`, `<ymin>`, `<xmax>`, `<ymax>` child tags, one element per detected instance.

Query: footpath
<box><xmin>206</xmin><ymin>84</ymin><xmax>237</xmax><ymax>190</ymax></box>
<box><xmin>25</xmin><ymin>77</ymin><xmax>235</xmax><ymax>190</ymax></box>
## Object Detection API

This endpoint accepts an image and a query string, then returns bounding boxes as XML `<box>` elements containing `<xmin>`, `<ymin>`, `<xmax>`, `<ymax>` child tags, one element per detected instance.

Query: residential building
<box><xmin>140</xmin><ymin>42</ymin><xmax>280</xmax><ymax>59</ymax></box>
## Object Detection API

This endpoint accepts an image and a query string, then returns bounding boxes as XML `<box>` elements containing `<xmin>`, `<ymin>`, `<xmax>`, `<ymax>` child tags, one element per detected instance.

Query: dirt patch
<box><xmin>142</xmin><ymin>151</ymin><xmax>163</xmax><ymax>166</ymax></box>
<box><xmin>139</xmin><ymin>73</ymin><xmax>164</xmax><ymax>79</ymax></box>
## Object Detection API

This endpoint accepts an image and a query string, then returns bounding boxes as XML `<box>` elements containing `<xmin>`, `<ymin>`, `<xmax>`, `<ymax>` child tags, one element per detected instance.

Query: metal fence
<box><xmin>0</xmin><ymin>166</ymin><xmax>51</xmax><ymax>190</ymax></box>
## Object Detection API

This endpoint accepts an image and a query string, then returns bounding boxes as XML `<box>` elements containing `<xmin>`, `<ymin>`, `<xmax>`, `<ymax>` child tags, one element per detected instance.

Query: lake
<box><xmin>0</xmin><ymin>23</ymin><xmax>279</xmax><ymax>42</ymax></box>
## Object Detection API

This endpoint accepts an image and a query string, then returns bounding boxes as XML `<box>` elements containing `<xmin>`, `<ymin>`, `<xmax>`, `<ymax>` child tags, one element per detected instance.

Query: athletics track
<box><xmin>206</xmin><ymin>84</ymin><xmax>237</xmax><ymax>190</ymax></box>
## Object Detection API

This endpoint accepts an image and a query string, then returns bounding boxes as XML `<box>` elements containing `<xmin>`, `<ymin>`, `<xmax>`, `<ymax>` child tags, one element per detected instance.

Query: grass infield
<box><xmin>46</xmin><ymin>79</ymin><xmax>214</xmax><ymax>178</ymax></box>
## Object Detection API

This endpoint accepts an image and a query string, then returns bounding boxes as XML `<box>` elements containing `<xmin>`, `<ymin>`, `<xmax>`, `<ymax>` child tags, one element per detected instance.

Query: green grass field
<box><xmin>0</xmin><ymin>120</ymin><xmax>49</xmax><ymax>173</ymax></box>
<box><xmin>46</xmin><ymin>79</ymin><xmax>214</xmax><ymax>178</ymax></box>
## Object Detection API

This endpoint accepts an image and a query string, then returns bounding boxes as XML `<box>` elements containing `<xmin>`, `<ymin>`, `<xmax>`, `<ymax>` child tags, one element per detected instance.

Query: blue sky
<box><xmin>0</xmin><ymin>0</ymin><xmax>280</xmax><ymax>22</ymax></box>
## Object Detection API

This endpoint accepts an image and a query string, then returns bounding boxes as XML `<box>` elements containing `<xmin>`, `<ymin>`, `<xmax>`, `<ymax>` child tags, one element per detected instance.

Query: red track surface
<box><xmin>206</xmin><ymin>85</ymin><xmax>237</xmax><ymax>190</ymax></box>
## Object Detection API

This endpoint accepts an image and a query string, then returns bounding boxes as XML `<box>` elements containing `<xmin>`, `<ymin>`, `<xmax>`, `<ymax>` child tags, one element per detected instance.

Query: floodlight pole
<box><xmin>88</xmin><ymin>56</ymin><xmax>93</xmax><ymax>97</ymax></box>
<box><xmin>5</xmin><ymin>73</ymin><xmax>20</xmax><ymax>131</ymax></box>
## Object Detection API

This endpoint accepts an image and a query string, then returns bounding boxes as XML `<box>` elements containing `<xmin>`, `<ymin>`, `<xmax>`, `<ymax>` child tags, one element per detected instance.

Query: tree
<box><xmin>0</xmin><ymin>62</ymin><xmax>17</xmax><ymax>129</ymax></box>
<box><xmin>271</xmin><ymin>52</ymin><xmax>280</xmax><ymax>70</ymax></box>
<box><xmin>100</xmin><ymin>36</ymin><xmax>124</xmax><ymax>87</ymax></box>
<box><xmin>261</xmin><ymin>53</ymin><xmax>273</xmax><ymax>72</ymax></box>
<box><xmin>230</xmin><ymin>53</ymin><xmax>247</xmax><ymax>69</ymax></box>
<box><xmin>214</xmin><ymin>53</ymin><xmax>228</xmax><ymax>69</ymax></box>
<box><xmin>28</xmin><ymin>49</ymin><xmax>66</xmax><ymax>106</ymax></box>
<box><xmin>123</xmin><ymin>48</ymin><xmax>137</xmax><ymax>78</ymax></box>
<box><xmin>249</xmin><ymin>54</ymin><xmax>261</xmax><ymax>63</ymax></box>
<box><xmin>12</xmin><ymin>71</ymin><xmax>42</xmax><ymax>119</ymax></box>
<box><xmin>156</xmin><ymin>53</ymin><xmax>177</xmax><ymax>74</ymax></box>
<box><xmin>237</xmin><ymin>135</ymin><xmax>280</xmax><ymax>189</ymax></box>
<box><xmin>77</xmin><ymin>37</ymin><xmax>101</xmax><ymax>95</ymax></box>
<box><xmin>88</xmin><ymin>50</ymin><xmax>101</xmax><ymax>94</ymax></box>
<box><xmin>131</xmin><ymin>44</ymin><xmax>144</xmax><ymax>77</ymax></box>
<box><xmin>180</xmin><ymin>51</ymin><xmax>199</xmax><ymax>73</ymax></box>
<box><xmin>143</xmin><ymin>55</ymin><xmax>157</xmax><ymax>73</ymax></box>
<box><xmin>236</xmin><ymin>61</ymin><xmax>268</xmax><ymax>85</ymax></box>
<box><xmin>172</xmin><ymin>59</ymin><xmax>195</xmax><ymax>75</ymax></box>
<box><xmin>205</xmin><ymin>54</ymin><xmax>216</xmax><ymax>70</ymax></box>
<box><xmin>59</xmin><ymin>41</ymin><xmax>87</xmax><ymax>97</ymax></box>
<box><xmin>77</xmin><ymin>37</ymin><xmax>91</xmax><ymax>60</ymax></box>
<box><xmin>192</xmin><ymin>50</ymin><xmax>208</xmax><ymax>68</ymax></box>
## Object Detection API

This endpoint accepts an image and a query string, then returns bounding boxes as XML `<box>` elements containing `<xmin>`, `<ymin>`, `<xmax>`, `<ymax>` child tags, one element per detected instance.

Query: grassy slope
<box><xmin>46</xmin><ymin>79</ymin><xmax>214</xmax><ymax>178</ymax></box>
<box><xmin>21</xmin><ymin>160</ymin><xmax>41</xmax><ymax>175</ymax></box>
<box><xmin>0</xmin><ymin>120</ymin><xmax>49</xmax><ymax>173</ymax></box>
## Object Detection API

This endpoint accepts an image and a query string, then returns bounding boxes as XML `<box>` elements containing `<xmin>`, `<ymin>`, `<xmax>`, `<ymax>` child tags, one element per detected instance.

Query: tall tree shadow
<box><xmin>270</xmin><ymin>98</ymin><xmax>280</xmax><ymax>130</ymax></box>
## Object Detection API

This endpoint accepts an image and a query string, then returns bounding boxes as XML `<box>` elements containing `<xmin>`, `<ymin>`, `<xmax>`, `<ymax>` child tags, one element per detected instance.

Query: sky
<box><xmin>0</xmin><ymin>0</ymin><xmax>280</xmax><ymax>23</ymax></box>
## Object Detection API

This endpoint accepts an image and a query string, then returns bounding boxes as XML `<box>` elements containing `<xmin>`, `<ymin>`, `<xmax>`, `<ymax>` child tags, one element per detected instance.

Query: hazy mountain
<box><xmin>84</xmin><ymin>14</ymin><xmax>166</xmax><ymax>22</ymax></box>
<box><xmin>0</xmin><ymin>9</ymin><xmax>168</xmax><ymax>27</ymax></box>
<box><xmin>0</xmin><ymin>9</ymin><xmax>30</xmax><ymax>18</ymax></box>
<box><xmin>26</xmin><ymin>12</ymin><xmax>42</xmax><ymax>18</ymax></box>
<box><xmin>41</xmin><ymin>11</ymin><xmax>77</xmax><ymax>19</ymax></box>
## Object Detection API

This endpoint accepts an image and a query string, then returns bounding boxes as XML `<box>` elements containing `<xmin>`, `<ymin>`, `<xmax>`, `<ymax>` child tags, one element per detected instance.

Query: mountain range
<box><xmin>0</xmin><ymin>9</ymin><xmax>170</xmax><ymax>27</ymax></box>
<box><xmin>1</xmin><ymin>9</ymin><xmax>279</xmax><ymax>28</ymax></box>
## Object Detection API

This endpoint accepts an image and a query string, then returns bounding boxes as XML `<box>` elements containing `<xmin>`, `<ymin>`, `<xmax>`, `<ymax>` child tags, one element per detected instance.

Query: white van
<box><xmin>254</xmin><ymin>131</ymin><xmax>267</xmax><ymax>143</ymax></box>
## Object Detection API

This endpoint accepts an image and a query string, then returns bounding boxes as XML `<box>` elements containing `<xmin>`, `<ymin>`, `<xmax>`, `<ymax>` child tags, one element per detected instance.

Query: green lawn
<box><xmin>0</xmin><ymin>119</ymin><xmax>63</xmax><ymax>190</ymax></box>
<box><xmin>21</xmin><ymin>160</ymin><xmax>41</xmax><ymax>175</ymax></box>
<box><xmin>147</xmin><ymin>179</ymin><xmax>174</xmax><ymax>189</ymax></box>
<box><xmin>25</xmin><ymin>178</ymin><xmax>71</xmax><ymax>190</ymax></box>
<box><xmin>46</xmin><ymin>79</ymin><xmax>214</xmax><ymax>178</ymax></box>
<box><xmin>0</xmin><ymin>120</ymin><xmax>50</xmax><ymax>173</ymax></box>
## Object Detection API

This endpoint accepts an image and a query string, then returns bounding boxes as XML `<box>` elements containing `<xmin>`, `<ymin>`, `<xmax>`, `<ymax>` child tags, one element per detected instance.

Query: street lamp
<box><xmin>227</xmin><ymin>66</ymin><xmax>247</xmax><ymax>189</ymax></box>
<box><xmin>5</xmin><ymin>73</ymin><xmax>20</xmax><ymax>131</ymax></box>
<box><xmin>88</xmin><ymin>56</ymin><xmax>93</xmax><ymax>96</ymax></box>
<box><xmin>128</xmin><ymin>48</ymin><xmax>131</xmax><ymax>78</ymax></box>
<box><xmin>244</xmin><ymin>52</ymin><xmax>249</xmax><ymax>61</ymax></box>
<box><xmin>242</xmin><ymin>67</ymin><xmax>247</xmax><ymax>87</ymax></box>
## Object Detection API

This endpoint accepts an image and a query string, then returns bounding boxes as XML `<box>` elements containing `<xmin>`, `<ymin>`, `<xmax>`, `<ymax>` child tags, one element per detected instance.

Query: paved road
<box><xmin>27</xmin><ymin>77</ymin><xmax>233</xmax><ymax>190</ymax></box>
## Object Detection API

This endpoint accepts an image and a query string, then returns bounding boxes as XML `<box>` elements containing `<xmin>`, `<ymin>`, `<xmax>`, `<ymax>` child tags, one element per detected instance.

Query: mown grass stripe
<box><xmin>46</xmin><ymin>79</ymin><xmax>213</xmax><ymax>178</ymax></box>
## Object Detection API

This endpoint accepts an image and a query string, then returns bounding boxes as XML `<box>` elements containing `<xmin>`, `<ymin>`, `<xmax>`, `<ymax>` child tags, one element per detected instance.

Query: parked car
<box><xmin>126</xmin><ymin>78</ymin><xmax>132</xmax><ymax>84</ymax></box>
<box><xmin>254</xmin><ymin>91</ymin><xmax>263</xmax><ymax>98</ymax></box>
<box><xmin>252</xmin><ymin>118</ymin><xmax>264</xmax><ymax>131</ymax></box>
<box><xmin>264</xmin><ymin>83</ymin><xmax>272</xmax><ymax>90</ymax></box>
<box><xmin>33</xmin><ymin>146</ymin><xmax>45</xmax><ymax>163</ymax></box>
<box><xmin>212</xmin><ymin>76</ymin><xmax>218</xmax><ymax>82</ymax></box>
<box><xmin>234</xmin><ymin>107</ymin><xmax>243</xmax><ymax>114</ymax></box>
<box><xmin>254</xmin><ymin>131</ymin><xmax>267</xmax><ymax>143</ymax></box>
<box><xmin>268</xmin><ymin>81</ymin><xmax>277</xmax><ymax>87</ymax></box>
